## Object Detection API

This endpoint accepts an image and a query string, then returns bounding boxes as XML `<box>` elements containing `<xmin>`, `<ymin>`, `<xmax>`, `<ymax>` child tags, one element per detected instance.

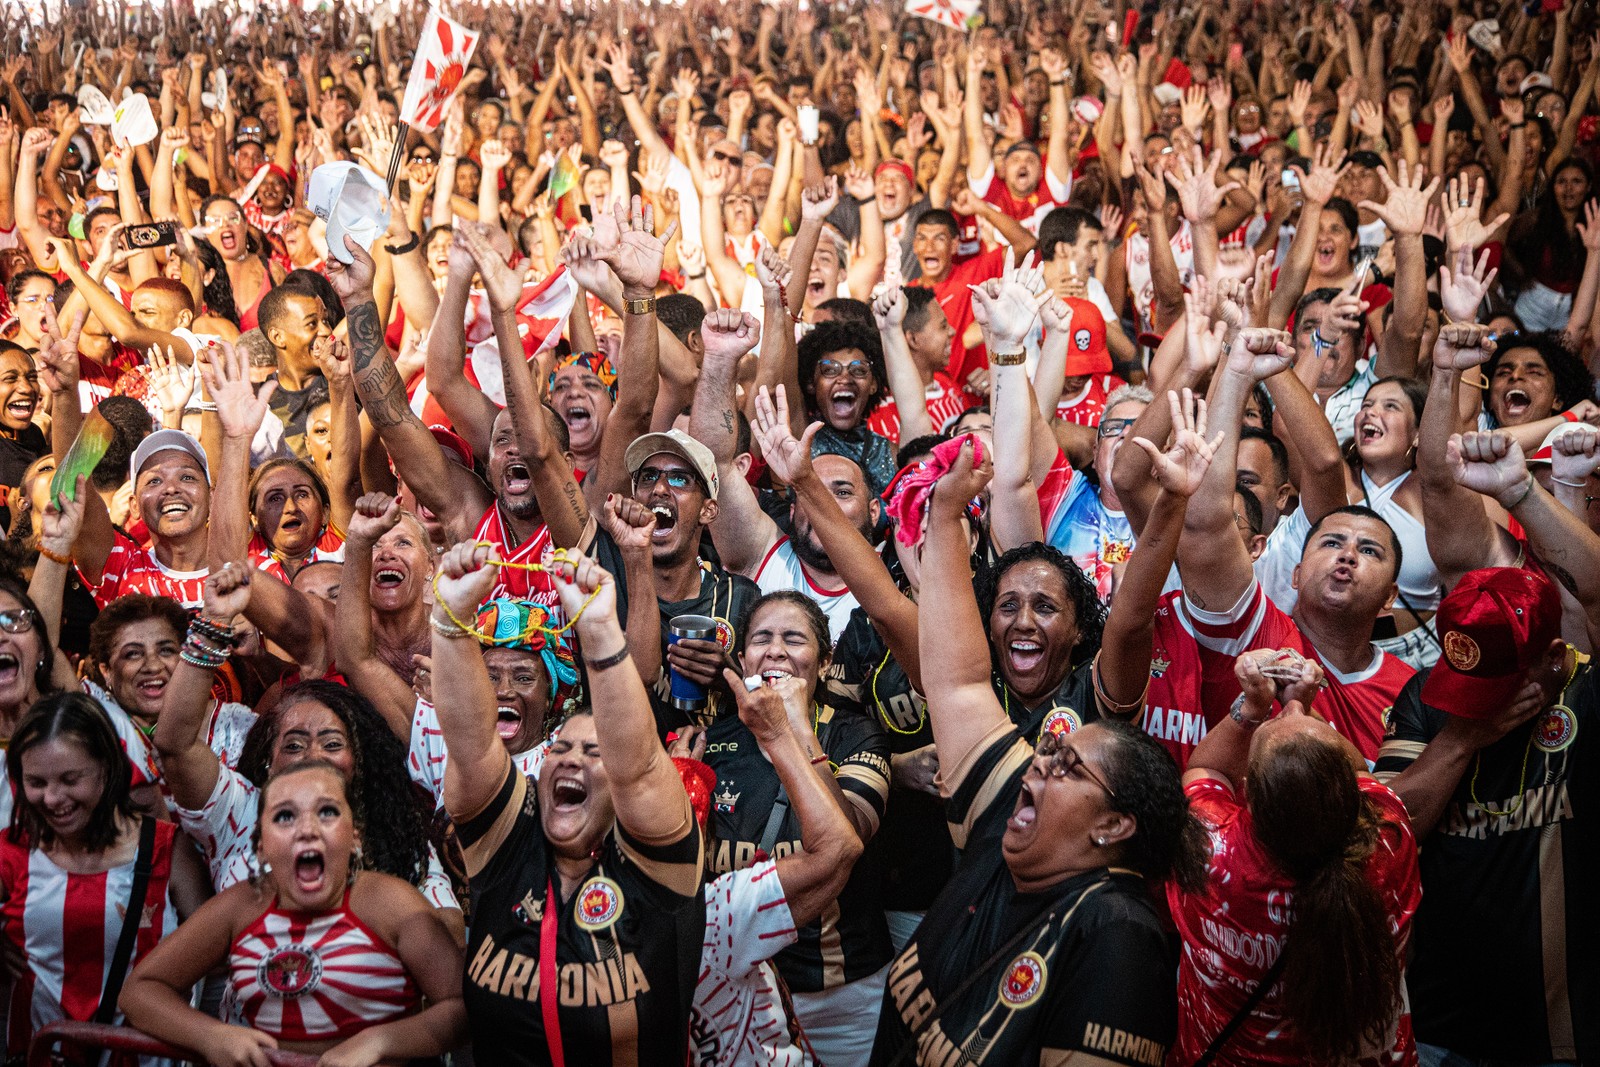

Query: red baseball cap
<box><xmin>1421</xmin><ymin>567</ymin><xmax>1562</xmax><ymax>719</ymax></box>
<box><xmin>1060</xmin><ymin>297</ymin><xmax>1111</xmax><ymax>376</ymax></box>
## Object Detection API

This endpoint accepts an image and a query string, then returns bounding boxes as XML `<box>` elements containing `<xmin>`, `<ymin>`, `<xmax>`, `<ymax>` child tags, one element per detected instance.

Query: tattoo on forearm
<box><xmin>355</xmin><ymin>351</ymin><xmax>422</xmax><ymax>431</ymax></box>
<box><xmin>346</xmin><ymin>301</ymin><xmax>385</xmax><ymax>373</ymax></box>
<box><xmin>1545</xmin><ymin>561</ymin><xmax>1580</xmax><ymax>597</ymax></box>
<box><xmin>721</xmin><ymin>408</ymin><xmax>734</xmax><ymax>436</ymax></box>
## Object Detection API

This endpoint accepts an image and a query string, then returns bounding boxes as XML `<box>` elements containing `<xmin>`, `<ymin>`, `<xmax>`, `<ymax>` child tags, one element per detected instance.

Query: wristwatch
<box><xmin>625</xmin><ymin>296</ymin><xmax>657</xmax><ymax>316</ymax></box>
<box><xmin>1229</xmin><ymin>693</ymin><xmax>1265</xmax><ymax>729</ymax></box>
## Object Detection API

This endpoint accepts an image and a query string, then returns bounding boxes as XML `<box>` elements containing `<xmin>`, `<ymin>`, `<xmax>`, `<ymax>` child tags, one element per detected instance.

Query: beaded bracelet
<box><xmin>189</xmin><ymin>615</ymin><xmax>238</xmax><ymax>648</ymax></box>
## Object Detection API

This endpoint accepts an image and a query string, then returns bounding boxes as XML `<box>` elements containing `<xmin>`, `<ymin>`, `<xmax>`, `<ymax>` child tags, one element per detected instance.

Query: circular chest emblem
<box><xmin>257</xmin><ymin>944</ymin><xmax>322</xmax><ymax>999</ymax></box>
<box><xmin>997</xmin><ymin>951</ymin><xmax>1048</xmax><ymax>1009</ymax></box>
<box><xmin>1535</xmin><ymin>706</ymin><xmax>1577</xmax><ymax>753</ymax></box>
<box><xmin>1443</xmin><ymin>631</ymin><xmax>1482</xmax><ymax>671</ymax></box>
<box><xmin>1041</xmin><ymin>708</ymin><xmax>1082</xmax><ymax>738</ymax></box>
<box><xmin>714</xmin><ymin>618</ymin><xmax>737</xmax><ymax>653</ymax></box>
<box><xmin>575</xmin><ymin>877</ymin><xmax>625</xmax><ymax>931</ymax></box>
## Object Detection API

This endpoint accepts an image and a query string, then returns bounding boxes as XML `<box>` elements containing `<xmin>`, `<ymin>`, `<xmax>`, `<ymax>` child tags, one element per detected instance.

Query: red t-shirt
<box><xmin>1054</xmin><ymin>372</ymin><xmax>1125</xmax><ymax>427</ymax></box>
<box><xmin>918</xmin><ymin>246</ymin><xmax>1008</xmax><ymax>388</ymax></box>
<box><xmin>865</xmin><ymin>370</ymin><xmax>978</xmax><ymax>443</ymax></box>
<box><xmin>1168</xmin><ymin>776</ymin><xmax>1421</xmax><ymax>1066</ymax></box>
<box><xmin>79</xmin><ymin>530</ymin><xmax>208</xmax><ymax>609</ymax></box>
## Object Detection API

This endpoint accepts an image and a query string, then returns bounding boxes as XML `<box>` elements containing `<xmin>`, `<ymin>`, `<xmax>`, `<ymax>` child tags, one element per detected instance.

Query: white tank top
<box><xmin>1361</xmin><ymin>471</ymin><xmax>1441</xmax><ymax>612</ymax></box>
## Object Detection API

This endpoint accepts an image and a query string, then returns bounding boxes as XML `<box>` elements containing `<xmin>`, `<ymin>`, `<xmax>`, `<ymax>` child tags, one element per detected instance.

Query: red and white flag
<box><xmin>409</xmin><ymin>266</ymin><xmax>580</xmax><ymax>426</ymax></box>
<box><xmin>399</xmin><ymin>5</ymin><xmax>482</xmax><ymax>131</ymax></box>
<box><xmin>904</xmin><ymin>0</ymin><xmax>980</xmax><ymax>31</ymax></box>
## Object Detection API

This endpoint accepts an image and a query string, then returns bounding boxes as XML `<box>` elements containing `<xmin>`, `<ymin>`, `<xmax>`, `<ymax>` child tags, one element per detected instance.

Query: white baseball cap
<box><xmin>307</xmin><ymin>162</ymin><xmax>390</xmax><ymax>265</ymax></box>
<box><xmin>130</xmin><ymin>428</ymin><xmax>211</xmax><ymax>485</ymax></box>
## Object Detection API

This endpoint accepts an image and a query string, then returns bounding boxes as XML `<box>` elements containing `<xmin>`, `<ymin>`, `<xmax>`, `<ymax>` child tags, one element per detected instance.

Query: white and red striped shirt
<box><xmin>248</xmin><ymin>527</ymin><xmax>347</xmax><ymax>584</ymax></box>
<box><xmin>407</xmin><ymin>697</ymin><xmax>547</xmax><ymax>812</ymax></box>
<box><xmin>80</xmin><ymin>531</ymin><xmax>209</xmax><ymax>610</ymax></box>
<box><xmin>752</xmin><ymin>537</ymin><xmax>858</xmax><ymax>645</ymax></box>
<box><xmin>866</xmin><ymin>370</ymin><xmax>979</xmax><ymax>444</ymax></box>
<box><xmin>472</xmin><ymin>503</ymin><xmax>559</xmax><ymax>607</ymax></box>
<box><xmin>691</xmin><ymin>859</ymin><xmax>804</xmax><ymax>1067</ymax></box>
<box><xmin>0</xmin><ymin>821</ymin><xmax>180</xmax><ymax>1057</ymax></box>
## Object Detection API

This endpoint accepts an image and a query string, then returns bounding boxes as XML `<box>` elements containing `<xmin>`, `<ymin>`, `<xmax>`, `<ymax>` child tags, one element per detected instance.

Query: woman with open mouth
<box><xmin>121</xmin><ymin>760</ymin><xmax>467</xmax><ymax>1067</ymax></box>
<box><xmin>200</xmin><ymin>195</ymin><xmax>284</xmax><ymax>333</ymax></box>
<box><xmin>871</xmin><ymin>441</ymin><xmax>1208</xmax><ymax>1065</ymax></box>
<box><xmin>704</xmin><ymin>590</ymin><xmax>892</xmax><ymax>1067</ymax></box>
<box><xmin>428</xmin><ymin>540</ymin><xmax>706</xmax><ymax>1066</ymax></box>
<box><xmin>797</xmin><ymin>320</ymin><xmax>898</xmax><ymax>497</ymax></box>
<box><xmin>0</xmin><ymin>694</ymin><xmax>211</xmax><ymax>1055</ymax></box>
<box><xmin>244</xmin><ymin>457</ymin><xmax>347</xmax><ymax>584</ymax></box>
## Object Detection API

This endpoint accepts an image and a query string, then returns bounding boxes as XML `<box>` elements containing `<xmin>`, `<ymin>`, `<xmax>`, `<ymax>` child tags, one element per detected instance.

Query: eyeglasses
<box><xmin>14</xmin><ymin>295</ymin><xmax>47</xmax><ymax>306</ymax></box>
<box><xmin>0</xmin><ymin>609</ymin><xmax>37</xmax><ymax>635</ymax></box>
<box><xmin>712</xmin><ymin>150</ymin><xmax>741</xmax><ymax>165</ymax></box>
<box><xmin>1033</xmin><ymin>730</ymin><xmax>1116</xmax><ymax>798</ymax></box>
<box><xmin>411</xmin><ymin>152</ymin><xmax>437</xmax><ymax>163</ymax></box>
<box><xmin>633</xmin><ymin>466</ymin><xmax>699</xmax><ymax>491</ymax></box>
<box><xmin>1097</xmin><ymin>417</ymin><xmax>1135</xmax><ymax>439</ymax></box>
<box><xmin>818</xmin><ymin>359</ymin><xmax>872</xmax><ymax>381</ymax></box>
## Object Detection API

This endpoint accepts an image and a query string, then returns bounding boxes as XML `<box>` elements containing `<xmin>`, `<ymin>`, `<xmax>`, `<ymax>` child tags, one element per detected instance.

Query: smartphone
<box><xmin>122</xmin><ymin>221</ymin><xmax>178</xmax><ymax>249</ymax></box>
<box><xmin>1280</xmin><ymin>168</ymin><xmax>1301</xmax><ymax>193</ymax></box>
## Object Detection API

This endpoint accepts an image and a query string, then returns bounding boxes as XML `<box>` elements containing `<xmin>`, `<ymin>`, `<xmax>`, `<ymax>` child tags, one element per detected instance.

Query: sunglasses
<box><xmin>1097</xmin><ymin>417</ymin><xmax>1136</xmax><ymax>439</ymax></box>
<box><xmin>0</xmin><ymin>609</ymin><xmax>37</xmax><ymax>636</ymax></box>
<box><xmin>1033</xmin><ymin>730</ymin><xmax>1116</xmax><ymax>798</ymax></box>
<box><xmin>711</xmin><ymin>150</ymin><xmax>741</xmax><ymax>165</ymax></box>
<box><xmin>633</xmin><ymin>466</ymin><xmax>700</xmax><ymax>492</ymax></box>
<box><xmin>818</xmin><ymin>359</ymin><xmax>872</xmax><ymax>381</ymax></box>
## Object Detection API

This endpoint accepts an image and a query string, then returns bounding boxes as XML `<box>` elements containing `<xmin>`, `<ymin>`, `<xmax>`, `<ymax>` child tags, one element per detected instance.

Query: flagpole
<box><xmin>384</xmin><ymin>120</ymin><xmax>412</xmax><ymax>196</ymax></box>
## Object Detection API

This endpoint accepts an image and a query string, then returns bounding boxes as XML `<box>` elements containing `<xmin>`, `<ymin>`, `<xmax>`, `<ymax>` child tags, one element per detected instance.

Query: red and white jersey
<box><xmin>866</xmin><ymin>370</ymin><xmax>978</xmax><ymax>444</ymax></box>
<box><xmin>1054</xmin><ymin>373</ymin><xmax>1126</xmax><ymax>427</ymax></box>
<box><xmin>1125</xmin><ymin>221</ymin><xmax>1196</xmax><ymax>331</ymax></box>
<box><xmin>1139</xmin><ymin>591</ymin><xmax>1217</xmax><ymax>769</ymax></box>
<box><xmin>230</xmin><ymin>893</ymin><xmax>420</xmax><ymax>1043</ymax></box>
<box><xmin>80</xmin><ymin>531</ymin><xmax>209</xmax><ymax>610</ymax></box>
<box><xmin>408</xmin><ymin>697</ymin><xmax>547</xmax><ymax>812</ymax></box>
<box><xmin>691</xmin><ymin>860</ymin><xmax>804</xmax><ymax>1067</ymax></box>
<box><xmin>0</xmin><ymin>821</ymin><xmax>180</xmax><ymax>1056</ymax></box>
<box><xmin>1182</xmin><ymin>579</ymin><xmax>1416</xmax><ymax>761</ymax></box>
<box><xmin>969</xmin><ymin>160</ymin><xmax>1071</xmax><ymax>235</ymax></box>
<box><xmin>1168</xmin><ymin>777</ymin><xmax>1419</xmax><ymax>1066</ymax></box>
<box><xmin>248</xmin><ymin>527</ymin><xmax>347</xmax><ymax>584</ymax></box>
<box><xmin>472</xmin><ymin>503</ymin><xmax>560</xmax><ymax>607</ymax></box>
<box><xmin>175</xmin><ymin>766</ymin><xmax>460</xmax><ymax>912</ymax></box>
<box><xmin>752</xmin><ymin>537</ymin><xmax>858</xmax><ymax>644</ymax></box>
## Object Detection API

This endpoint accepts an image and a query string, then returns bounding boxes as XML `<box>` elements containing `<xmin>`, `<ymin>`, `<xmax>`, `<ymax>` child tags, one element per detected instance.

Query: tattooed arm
<box><xmin>325</xmin><ymin>238</ymin><xmax>493</xmax><ymax>543</ymax></box>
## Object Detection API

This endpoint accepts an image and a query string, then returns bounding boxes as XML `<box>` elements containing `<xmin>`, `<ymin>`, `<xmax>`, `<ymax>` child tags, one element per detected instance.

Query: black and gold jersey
<box><xmin>704</xmin><ymin>701</ymin><xmax>893</xmax><ymax>994</ymax></box>
<box><xmin>994</xmin><ymin>658</ymin><xmax>1101</xmax><ymax>744</ymax></box>
<box><xmin>592</xmin><ymin>528</ymin><xmax>762</xmax><ymax>734</ymax></box>
<box><xmin>458</xmin><ymin>768</ymin><xmax>707</xmax><ymax>1067</ymax></box>
<box><xmin>831</xmin><ymin>609</ymin><xmax>956</xmax><ymax>913</ymax></box>
<box><xmin>1374</xmin><ymin>657</ymin><xmax>1598</xmax><ymax>1062</ymax></box>
<box><xmin>870</xmin><ymin>722</ymin><xmax>1177</xmax><ymax>1067</ymax></box>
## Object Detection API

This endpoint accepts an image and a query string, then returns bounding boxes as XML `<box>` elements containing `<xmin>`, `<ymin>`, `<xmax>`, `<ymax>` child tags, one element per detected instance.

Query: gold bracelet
<box><xmin>991</xmin><ymin>351</ymin><xmax>1026</xmax><ymax>366</ymax></box>
<box><xmin>624</xmin><ymin>296</ymin><xmax>657</xmax><ymax>316</ymax></box>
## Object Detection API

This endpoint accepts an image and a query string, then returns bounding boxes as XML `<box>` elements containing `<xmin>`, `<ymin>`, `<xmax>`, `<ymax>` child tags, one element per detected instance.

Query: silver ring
<box><xmin>744</xmin><ymin>675</ymin><xmax>763</xmax><ymax>692</ymax></box>
<box><xmin>1459</xmin><ymin>199</ymin><xmax>1470</xmax><ymax>208</ymax></box>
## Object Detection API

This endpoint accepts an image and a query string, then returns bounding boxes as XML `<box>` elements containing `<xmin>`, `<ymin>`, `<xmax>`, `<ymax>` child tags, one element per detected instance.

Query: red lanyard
<box><xmin>540</xmin><ymin>878</ymin><xmax>565</xmax><ymax>1067</ymax></box>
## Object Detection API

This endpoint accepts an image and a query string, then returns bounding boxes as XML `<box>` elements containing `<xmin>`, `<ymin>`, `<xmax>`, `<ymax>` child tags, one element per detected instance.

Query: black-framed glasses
<box><xmin>1097</xmin><ymin>417</ymin><xmax>1135</xmax><ymax>440</ymax></box>
<box><xmin>818</xmin><ymin>359</ymin><xmax>872</xmax><ymax>381</ymax></box>
<box><xmin>0</xmin><ymin>609</ymin><xmax>37</xmax><ymax>635</ymax></box>
<box><xmin>711</xmin><ymin>150</ymin><xmax>741</xmax><ymax>165</ymax></box>
<box><xmin>1034</xmin><ymin>730</ymin><xmax>1116</xmax><ymax>798</ymax></box>
<box><xmin>633</xmin><ymin>466</ymin><xmax>698</xmax><ymax>491</ymax></box>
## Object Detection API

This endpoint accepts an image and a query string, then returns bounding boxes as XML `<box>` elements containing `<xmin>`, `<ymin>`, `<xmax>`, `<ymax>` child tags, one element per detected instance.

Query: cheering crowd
<box><xmin>0</xmin><ymin>0</ymin><xmax>1593</xmax><ymax>1063</ymax></box>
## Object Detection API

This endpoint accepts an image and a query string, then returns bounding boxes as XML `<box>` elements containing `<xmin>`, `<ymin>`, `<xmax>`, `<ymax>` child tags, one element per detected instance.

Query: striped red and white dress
<box><xmin>0</xmin><ymin>821</ymin><xmax>181</xmax><ymax>1057</ymax></box>
<box><xmin>472</xmin><ymin>503</ymin><xmax>560</xmax><ymax>607</ymax></box>
<box><xmin>229</xmin><ymin>890</ymin><xmax>420</xmax><ymax>1043</ymax></box>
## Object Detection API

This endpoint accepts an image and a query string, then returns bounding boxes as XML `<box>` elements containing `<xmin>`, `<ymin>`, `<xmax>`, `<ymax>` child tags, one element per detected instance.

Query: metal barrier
<box><xmin>28</xmin><ymin>1021</ymin><xmax>322</xmax><ymax>1067</ymax></box>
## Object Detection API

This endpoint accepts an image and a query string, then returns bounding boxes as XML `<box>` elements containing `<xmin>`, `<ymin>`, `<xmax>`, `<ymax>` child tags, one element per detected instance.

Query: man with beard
<box><xmin>325</xmin><ymin>224</ymin><xmax>588</xmax><ymax>608</ymax></box>
<box><xmin>692</xmin><ymin>310</ymin><xmax>876</xmax><ymax>643</ymax></box>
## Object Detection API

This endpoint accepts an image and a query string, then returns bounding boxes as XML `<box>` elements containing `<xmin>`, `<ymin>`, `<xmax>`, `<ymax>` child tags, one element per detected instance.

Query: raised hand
<box><xmin>1228</xmin><ymin>327</ymin><xmax>1296</xmax><ymax>382</ymax></box>
<box><xmin>1165</xmin><ymin>146</ymin><xmax>1240</xmax><ymax>223</ymax></box>
<box><xmin>1184</xmin><ymin>290</ymin><xmax>1228</xmax><ymax>379</ymax></box>
<box><xmin>1443</xmin><ymin>175</ymin><xmax>1511</xmax><ymax>253</ymax></box>
<box><xmin>36</xmin><ymin>305</ymin><xmax>83</xmax><ymax>396</ymax></box>
<box><xmin>601</xmin><ymin>494</ymin><xmax>655</xmax><ymax>553</ymax></box>
<box><xmin>201</xmin><ymin>561</ymin><xmax>254</xmax><ymax>628</ymax></box>
<box><xmin>1133</xmin><ymin>388</ymin><xmax>1224</xmax><ymax>498</ymax></box>
<box><xmin>600</xmin><ymin>195</ymin><xmax>677</xmax><ymax>297</ymax></box>
<box><xmin>480</xmin><ymin>138</ymin><xmax>513</xmax><ymax>174</ymax></box>
<box><xmin>39</xmin><ymin>473</ymin><xmax>87</xmax><ymax>556</ymax></box>
<box><xmin>1551</xmin><ymin>424</ymin><xmax>1600</xmax><ymax>488</ymax></box>
<box><xmin>324</xmin><ymin>238</ymin><xmax>379</xmax><ymax>307</ymax></box>
<box><xmin>841</xmin><ymin>162</ymin><xmax>873</xmax><ymax>203</ymax></box>
<box><xmin>547</xmin><ymin>550</ymin><xmax>619</xmax><ymax>641</ymax></box>
<box><xmin>700</xmin><ymin>307</ymin><xmax>761</xmax><ymax>365</ymax></box>
<box><xmin>1297</xmin><ymin>142</ymin><xmax>1349</xmax><ymax>207</ymax></box>
<box><xmin>930</xmin><ymin>436</ymin><xmax>991</xmax><ymax>518</ymax></box>
<box><xmin>198</xmin><ymin>340</ymin><xmax>276</xmax><ymax>441</ymax></box>
<box><xmin>20</xmin><ymin>127</ymin><xmax>52</xmax><ymax>159</ymax></box>
<box><xmin>346</xmin><ymin>492</ymin><xmax>404</xmax><ymax>548</ymax></box>
<box><xmin>753</xmin><ymin>384</ymin><xmax>819</xmax><ymax>486</ymax></box>
<box><xmin>969</xmin><ymin>249</ymin><xmax>1048</xmax><ymax>353</ymax></box>
<box><xmin>1448</xmin><ymin>431</ymin><xmax>1532</xmax><ymax>507</ymax></box>
<box><xmin>753</xmin><ymin>243</ymin><xmax>791</xmax><ymax>300</ymax></box>
<box><xmin>146</xmin><ymin>345</ymin><xmax>197</xmax><ymax>423</ymax></box>
<box><xmin>311</xmin><ymin>334</ymin><xmax>352</xmax><ymax>387</ymax></box>
<box><xmin>1579</xmin><ymin>200</ymin><xmax>1600</xmax><ymax>253</ymax></box>
<box><xmin>433</xmin><ymin>539</ymin><xmax>498</xmax><ymax>623</ymax></box>
<box><xmin>1320</xmin><ymin>291</ymin><xmax>1370</xmax><ymax>341</ymax></box>
<box><xmin>1360</xmin><ymin>160</ymin><xmax>1441</xmax><ymax>237</ymax></box>
<box><xmin>1437</xmin><ymin>247</ymin><xmax>1499</xmax><ymax>325</ymax></box>
<box><xmin>800</xmin><ymin>176</ymin><xmax>840</xmax><ymax>222</ymax></box>
<box><xmin>1432</xmin><ymin>321</ymin><xmax>1497</xmax><ymax>373</ymax></box>
<box><xmin>456</xmin><ymin>222</ymin><xmax>527</xmax><ymax>312</ymax></box>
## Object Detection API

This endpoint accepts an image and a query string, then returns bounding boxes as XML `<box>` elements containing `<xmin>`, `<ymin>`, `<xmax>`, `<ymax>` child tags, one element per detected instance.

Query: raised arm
<box><xmin>333</xmin><ymin>495</ymin><xmax>427</xmax><ymax>741</ymax></box>
<box><xmin>52</xmin><ymin>247</ymin><xmax>199</xmax><ymax>362</ymax></box>
<box><xmin>695</xmin><ymin>310</ymin><xmax>781</xmax><ymax>576</ymax></box>
<box><xmin>554</xmin><ymin>551</ymin><xmax>692</xmax><ymax>843</ymax></box>
<box><xmin>1268</xmin><ymin>144</ymin><xmax>1349</xmax><ymax>328</ymax></box>
<box><xmin>422</xmin><ymin>240</ymin><xmax>498</xmax><ymax>460</ymax></box>
<box><xmin>723</xmin><ymin>671</ymin><xmax>865</xmax><ymax>927</ymax></box>
<box><xmin>1361</xmin><ymin>160</ymin><xmax>1440</xmax><ymax>379</ymax></box>
<box><xmin>197</xmin><ymin>340</ymin><xmax>276</xmax><ymax>571</ymax></box>
<box><xmin>872</xmin><ymin>287</ymin><xmax>932</xmax><ymax>444</ymax></box>
<box><xmin>963</xmin><ymin>49</ymin><xmax>992</xmax><ymax>190</ymax></box>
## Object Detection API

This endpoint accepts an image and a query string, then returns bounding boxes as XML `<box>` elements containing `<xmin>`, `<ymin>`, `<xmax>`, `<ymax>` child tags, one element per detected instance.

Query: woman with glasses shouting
<box><xmin>869</xmin><ymin>437</ymin><xmax>1208</xmax><ymax>1066</ymax></box>
<box><xmin>199</xmin><ymin>195</ymin><xmax>285</xmax><ymax>333</ymax></box>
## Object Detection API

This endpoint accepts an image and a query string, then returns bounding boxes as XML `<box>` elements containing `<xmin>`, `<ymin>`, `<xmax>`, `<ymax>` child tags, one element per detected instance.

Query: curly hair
<box><xmin>797</xmin><ymin>320</ymin><xmax>889</xmax><ymax>413</ymax></box>
<box><xmin>87</xmin><ymin>594</ymin><xmax>189</xmax><ymax>687</ymax></box>
<box><xmin>235</xmin><ymin>680</ymin><xmax>430</xmax><ymax>887</ymax></box>
<box><xmin>1484</xmin><ymin>331</ymin><xmax>1596</xmax><ymax>419</ymax></box>
<box><xmin>190</xmin><ymin>240</ymin><xmax>239</xmax><ymax>326</ymax></box>
<box><xmin>1094</xmin><ymin>720</ymin><xmax>1208</xmax><ymax>892</ymax></box>
<box><xmin>977</xmin><ymin>543</ymin><xmax>1106</xmax><ymax>671</ymax></box>
<box><xmin>7</xmin><ymin>693</ymin><xmax>136</xmax><ymax>852</ymax></box>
